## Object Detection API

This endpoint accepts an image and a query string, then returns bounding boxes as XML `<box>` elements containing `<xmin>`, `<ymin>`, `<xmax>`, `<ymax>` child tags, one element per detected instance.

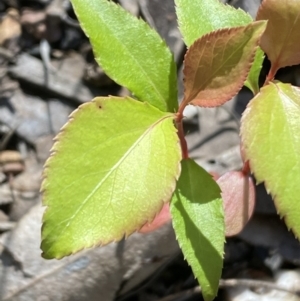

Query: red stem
<box><xmin>242</xmin><ymin>160</ymin><xmax>250</xmax><ymax>176</ymax></box>
<box><xmin>264</xmin><ymin>64</ymin><xmax>278</xmax><ymax>86</ymax></box>
<box><xmin>177</xmin><ymin>119</ymin><xmax>189</xmax><ymax>159</ymax></box>
<box><xmin>177</xmin><ymin>99</ymin><xmax>187</xmax><ymax>119</ymax></box>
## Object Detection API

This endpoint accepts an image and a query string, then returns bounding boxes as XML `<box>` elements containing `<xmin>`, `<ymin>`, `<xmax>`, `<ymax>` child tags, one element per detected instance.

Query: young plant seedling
<box><xmin>41</xmin><ymin>0</ymin><xmax>300</xmax><ymax>300</ymax></box>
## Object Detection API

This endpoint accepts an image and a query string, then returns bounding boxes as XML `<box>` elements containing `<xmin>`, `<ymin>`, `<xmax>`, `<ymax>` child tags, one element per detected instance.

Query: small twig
<box><xmin>155</xmin><ymin>286</ymin><xmax>200</xmax><ymax>301</ymax></box>
<box><xmin>40</xmin><ymin>39</ymin><xmax>56</xmax><ymax>77</ymax></box>
<box><xmin>39</xmin><ymin>39</ymin><xmax>56</xmax><ymax>136</ymax></box>
<box><xmin>2</xmin><ymin>261</ymin><xmax>70</xmax><ymax>300</ymax></box>
<box><xmin>156</xmin><ymin>278</ymin><xmax>300</xmax><ymax>301</ymax></box>
<box><xmin>139</xmin><ymin>0</ymin><xmax>157</xmax><ymax>30</ymax></box>
<box><xmin>220</xmin><ymin>278</ymin><xmax>300</xmax><ymax>294</ymax></box>
<box><xmin>216</xmin><ymin>104</ymin><xmax>241</xmax><ymax>129</ymax></box>
<box><xmin>0</xmin><ymin>126</ymin><xmax>16</xmax><ymax>151</ymax></box>
<box><xmin>116</xmin><ymin>251</ymin><xmax>181</xmax><ymax>301</ymax></box>
<box><xmin>0</xmin><ymin>47</ymin><xmax>14</xmax><ymax>60</ymax></box>
<box><xmin>8</xmin><ymin>172</ymin><xmax>17</xmax><ymax>204</ymax></box>
<box><xmin>61</xmin><ymin>14</ymin><xmax>81</xmax><ymax>28</ymax></box>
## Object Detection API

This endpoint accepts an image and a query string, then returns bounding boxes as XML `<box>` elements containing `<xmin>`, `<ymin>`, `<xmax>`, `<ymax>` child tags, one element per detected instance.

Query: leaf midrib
<box><xmin>46</xmin><ymin>114</ymin><xmax>174</xmax><ymax>249</ymax></box>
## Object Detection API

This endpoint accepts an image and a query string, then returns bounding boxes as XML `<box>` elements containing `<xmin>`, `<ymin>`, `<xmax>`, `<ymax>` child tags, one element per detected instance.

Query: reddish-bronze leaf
<box><xmin>145</xmin><ymin>169</ymin><xmax>255</xmax><ymax>237</ymax></box>
<box><xmin>256</xmin><ymin>0</ymin><xmax>300</xmax><ymax>74</ymax></box>
<box><xmin>139</xmin><ymin>203</ymin><xmax>171</xmax><ymax>233</ymax></box>
<box><xmin>217</xmin><ymin>171</ymin><xmax>255</xmax><ymax>236</ymax></box>
<box><xmin>182</xmin><ymin>21</ymin><xmax>266</xmax><ymax>107</ymax></box>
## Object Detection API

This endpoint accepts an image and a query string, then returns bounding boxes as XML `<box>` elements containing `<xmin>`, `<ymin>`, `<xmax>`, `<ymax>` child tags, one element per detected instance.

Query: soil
<box><xmin>0</xmin><ymin>0</ymin><xmax>300</xmax><ymax>300</ymax></box>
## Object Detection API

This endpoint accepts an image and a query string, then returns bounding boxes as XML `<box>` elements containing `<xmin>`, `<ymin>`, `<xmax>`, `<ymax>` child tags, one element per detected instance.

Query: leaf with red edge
<box><xmin>256</xmin><ymin>0</ymin><xmax>300</xmax><ymax>75</ymax></box>
<box><xmin>175</xmin><ymin>0</ymin><xmax>265</xmax><ymax>94</ymax></box>
<box><xmin>41</xmin><ymin>97</ymin><xmax>181</xmax><ymax>259</ymax></box>
<box><xmin>217</xmin><ymin>171</ymin><xmax>255</xmax><ymax>236</ymax></box>
<box><xmin>241</xmin><ymin>82</ymin><xmax>300</xmax><ymax>239</ymax></box>
<box><xmin>182</xmin><ymin>21</ymin><xmax>267</xmax><ymax>107</ymax></box>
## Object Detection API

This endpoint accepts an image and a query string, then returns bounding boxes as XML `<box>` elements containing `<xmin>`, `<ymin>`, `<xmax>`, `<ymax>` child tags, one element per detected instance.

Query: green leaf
<box><xmin>241</xmin><ymin>82</ymin><xmax>300</xmax><ymax>238</ymax></box>
<box><xmin>256</xmin><ymin>0</ymin><xmax>300</xmax><ymax>72</ymax></box>
<box><xmin>175</xmin><ymin>0</ymin><xmax>252</xmax><ymax>46</ymax></box>
<box><xmin>244</xmin><ymin>47</ymin><xmax>265</xmax><ymax>94</ymax></box>
<box><xmin>70</xmin><ymin>0</ymin><xmax>178</xmax><ymax>112</ymax></box>
<box><xmin>182</xmin><ymin>21</ymin><xmax>267</xmax><ymax>107</ymax></box>
<box><xmin>41</xmin><ymin>97</ymin><xmax>181</xmax><ymax>259</ymax></box>
<box><xmin>175</xmin><ymin>0</ymin><xmax>264</xmax><ymax>94</ymax></box>
<box><xmin>170</xmin><ymin>159</ymin><xmax>224</xmax><ymax>301</ymax></box>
